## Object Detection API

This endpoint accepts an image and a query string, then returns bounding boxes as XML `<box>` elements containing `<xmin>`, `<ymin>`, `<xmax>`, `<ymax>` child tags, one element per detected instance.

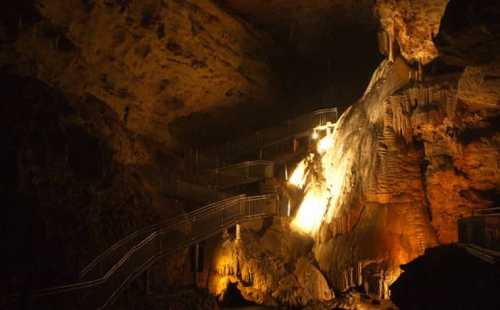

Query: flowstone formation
<box><xmin>208</xmin><ymin>221</ymin><xmax>333</xmax><ymax>307</ymax></box>
<box><xmin>289</xmin><ymin>0</ymin><xmax>500</xmax><ymax>298</ymax></box>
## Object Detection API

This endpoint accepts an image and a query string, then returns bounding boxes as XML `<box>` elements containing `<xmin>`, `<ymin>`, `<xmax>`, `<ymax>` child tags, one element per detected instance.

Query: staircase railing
<box><xmin>195</xmin><ymin>160</ymin><xmax>274</xmax><ymax>189</ymax></box>
<box><xmin>17</xmin><ymin>194</ymin><xmax>279</xmax><ymax>309</ymax></box>
<box><xmin>197</xmin><ymin>107</ymin><xmax>338</xmax><ymax>163</ymax></box>
<box><xmin>458</xmin><ymin>207</ymin><xmax>500</xmax><ymax>253</ymax></box>
<box><xmin>162</xmin><ymin>160</ymin><xmax>275</xmax><ymax>203</ymax></box>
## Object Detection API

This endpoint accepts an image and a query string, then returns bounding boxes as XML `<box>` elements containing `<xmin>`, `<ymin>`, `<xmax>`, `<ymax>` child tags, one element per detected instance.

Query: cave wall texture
<box><xmin>2</xmin><ymin>0</ymin><xmax>281</xmax><ymax>299</ymax></box>
<box><xmin>1</xmin><ymin>0</ymin><xmax>499</xmax><ymax>308</ymax></box>
<box><xmin>312</xmin><ymin>0</ymin><xmax>500</xmax><ymax>296</ymax></box>
<box><xmin>209</xmin><ymin>0</ymin><xmax>499</xmax><ymax>305</ymax></box>
<box><xmin>218</xmin><ymin>0</ymin><xmax>383</xmax><ymax>114</ymax></box>
<box><xmin>1</xmin><ymin>0</ymin><xmax>281</xmax><ymax>147</ymax></box>
<box><xmin>0</xmin><ymin>74</ymin><xmax>162</xmax><ymax>293</ymax></box>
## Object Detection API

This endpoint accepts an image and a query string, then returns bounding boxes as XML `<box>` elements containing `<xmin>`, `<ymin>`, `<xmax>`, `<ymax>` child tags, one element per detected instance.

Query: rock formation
<box><xmin>301</xmin><ymin>0</ymin><xmax>500</xmax><ymax>298</ymax></box>
<box><xmin>208</xmin><ymin>221</ymin><xmax>333</xmax><ymax>307</ymax></box>
<box><xmin>1</xmin><ymin>0</ymin><xmax>499</xmax><ymax>309</ymax></box>
<box><xmin>2</xmin><ymin>0</ymin><xmax>280</xmax><ymax>147</ymax></box>
<box><xmin>375</xmin><ymin>0</ymin><xmax>449</xmax><ymax>64</ymax></box>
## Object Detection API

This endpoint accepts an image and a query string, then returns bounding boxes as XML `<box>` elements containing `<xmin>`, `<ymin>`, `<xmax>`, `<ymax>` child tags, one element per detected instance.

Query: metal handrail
<box><xmin>80</xmin><ymin>196</ymin><xmax>244</xmax><ymax>279</ymax></box>
<box><xmin>100</xmin><ymin>205</ymin><xmax>276</xmax><ymax>310</ymax></box>
<box><xmin>200</xmin><ymin>107</ymin><xmax>338</xmax><ymax>161</ymax></box>
<box><xmin>79</xmin><ymin>214</ymin><xmax>186</xmax><ymax>279</ymax></box>
<box><xmin>183</xmin><ymin>160</ymin><xmax>274</xmax><ymax>191</ymax></box>
<box><xmin>22</xmin><ymin>194</ymin><xmax>278</xmax><ymax>309</ymax></box>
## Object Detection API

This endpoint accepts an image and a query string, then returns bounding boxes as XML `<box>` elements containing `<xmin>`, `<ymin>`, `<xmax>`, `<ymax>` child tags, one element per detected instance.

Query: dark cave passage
<box><xmin>220</xmin><ymin>282</ymin><xmax>256</xmax><ymax>308</ymax></box>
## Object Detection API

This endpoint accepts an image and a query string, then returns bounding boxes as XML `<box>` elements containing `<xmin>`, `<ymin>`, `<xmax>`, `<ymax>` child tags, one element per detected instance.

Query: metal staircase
<box><xmin>6</xmin><ymin>106</ymin><xmax>338</xmax><ymax>309</ymax></box>
<box><xmin>13</xmin><ymin>194</ymin><xmax>281</xmax><ymax>309</ymax></box>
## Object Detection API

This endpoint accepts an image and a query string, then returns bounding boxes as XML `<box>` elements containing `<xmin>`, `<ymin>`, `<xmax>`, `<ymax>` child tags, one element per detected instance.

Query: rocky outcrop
<box><xmin>390</xmin><ymin>245</ymin><xmax>500</xmax><ymax>310</ymax></box>
<box><xmin>375</xmin><ymin>0</ymin><xmax>449</xmax><ymax>64</ymax></box>
<box><xmin>208</xmin><ymin>220</ymin><xmax>333</xmax><ymax>307</ymax></box>
<box><xmin>1</xmin><ymin>0</ymin><xmax>280</xmax><ymax>147</ymax></box>
<box><xmin>0</xmin><ymin>74</ymin><xmax>163</xmax><ymax>295</ymax></box>
<box><xmin>301</xmin><ymin>0</ymin><xmax>500</xmax><ymax>299</ymax></box>
<box><xmin>312</xmin><ymin>56</ymin><xmax>499</xmax><ymax>296</ymax></box>
<box><xmin>435</xmin><ymin>0</ymin><xmax>500</xmax><ymax>66</ymax></box>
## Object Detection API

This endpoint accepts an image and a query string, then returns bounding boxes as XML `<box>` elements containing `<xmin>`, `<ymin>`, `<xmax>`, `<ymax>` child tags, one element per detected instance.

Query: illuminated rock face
<box><xmin>375</xmin><ymin>0</ymin><xmax>449</xmax><ymax>64</ymax></box>
<box><xmin>312</xmin><ymin>58</ymin><xmax>500</xmax><ymax>295</ymax></box>
<box><xmin>3</xmin><ymin>0</ymin><xmax>279</xmax><ymax>147</ymax></box>
<box><xmin>283</xmin><ymin>2</ymin><xmax>500</xmax><ymax>297</ymax></box>
<box><xmin>208</xmin><ymin>221</ymin><xmax>333</xmax><ymax>307</ymax></box>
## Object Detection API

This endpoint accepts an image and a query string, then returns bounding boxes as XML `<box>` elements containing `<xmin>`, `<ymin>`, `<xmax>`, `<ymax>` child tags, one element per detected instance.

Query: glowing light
<box><xmin>312</xmin><ymin>131</ymin><xmax>319</xmax><ymax>139</ymax></box>
<box><xmin>317</xmin><ymin>134</ymin><xmax>334</xmax><ymax>153</ymax></box>
<box><xmin>291</xmin><ymin>188</ymin><xmax>328</xmax><ymax>234</ymax></box>
<box><xmin>288</xmin><ymin>160</ymin><xmax>307</xmax><ymax>188</ymax></box>
<box><xmin>289</xmin><ymin>121</ymin><xmax>351</xmax><ymax>235</ymax></box>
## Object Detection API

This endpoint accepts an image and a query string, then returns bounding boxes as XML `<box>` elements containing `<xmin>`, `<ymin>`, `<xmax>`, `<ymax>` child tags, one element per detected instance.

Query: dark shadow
<box><xmin>390</xmin><ymin>245</ymin><xmax>500</xmax><ymax>310</ymax></box>
<box><xmin>220</xmin><ymin>282</ymin><xmax>255</xmax><ymax>308</ymax></box>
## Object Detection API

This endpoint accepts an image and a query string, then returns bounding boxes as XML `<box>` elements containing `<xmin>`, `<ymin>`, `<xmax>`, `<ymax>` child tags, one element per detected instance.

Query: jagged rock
<box><xmin>375</xmin><ymin>0</ymin><xmax>449</xmax><ymax>64</ymax></box>
<box><xmin>391</xmin><ymin>245</ymin><xmax>500</xmax><ymax>310</ymax></box>
<box><xmin>2</xmin><ymin>0</ymin><xmax>280</xmax><ymax>147</ymax></box>
<box><xmin>313</xmin><ymin>56</ymin><xmax>499</xmax><ymax>296</ymax></box>
<box><xmin>0</xmin><ymin>74</ymin><xmax>161</xmax><ymax>292</ymax></box>
<box><xmin>435</xmin><ymin>0</ymin><xmax>500</xmax><ymax>66</ymax></box>
<box><xmin>208</xmin><ymin>221</ymin><xmax>333</xmax><ymax>307</ymax></box>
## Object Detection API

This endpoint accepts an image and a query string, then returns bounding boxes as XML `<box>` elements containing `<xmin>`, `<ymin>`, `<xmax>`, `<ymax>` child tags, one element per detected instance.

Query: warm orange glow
<box><xmin>289</xmin><ymin>122</ymin><xmax>351</xmax><ymax>236</ymax></box>
<box><xmin>291</xmin><ymin>188</ymin><xmax>328</xmax><ymax>234</ymax></box>
<box><xmin>317</xmin><ymin>134</ymin><xmax>334</xmax><ymax>154</ymax></box>
<box><xmin>288</xmin><ymin>159</ymin><xmax>307</xmax><ymax>189</ymax></box>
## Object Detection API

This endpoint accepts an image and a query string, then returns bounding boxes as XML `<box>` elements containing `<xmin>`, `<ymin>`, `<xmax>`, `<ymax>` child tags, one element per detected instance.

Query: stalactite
<box><xmin>343</xmin><ymin>270</ymin><xmax>349</xmax><ymax>292</ymax></box>
<box><xmin>390</xmin><ymin>95</ymin><xmax>413</xmax><ymax>143</ymax></box>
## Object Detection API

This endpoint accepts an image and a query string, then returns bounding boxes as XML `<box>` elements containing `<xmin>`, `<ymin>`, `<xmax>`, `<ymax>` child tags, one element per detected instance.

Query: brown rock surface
<box><xmin>435</xmin><ymin>0</ymin><xmax>500</xmax><ymax>66</ymax></box>
<box><xmin>313</xmin><ymin>57</ymin><xmax>499</xmax><ymax>296</ymax></box>
<box><xmin>0</xmin><ymin>74</ymin><xmax>163</xmax><ymax>293</ymax></box>
<box><xmin>208</xmin><ymin>220</ymin><xmax>333</xmax><ymax>307</ymax></box>
<box><xmin>219</xmin><ymin>0</ymin><xmax>382</xmax><ymax>112</ymax></box>
<box><xmin>375</xmin><ymin>0</ymin><xmax>449</xmax><ymax>64</ymax></box>
<box><xmin>3</xmin><ymin>0</ymin><xmax>280</xmax><ymax>147</ymax></box>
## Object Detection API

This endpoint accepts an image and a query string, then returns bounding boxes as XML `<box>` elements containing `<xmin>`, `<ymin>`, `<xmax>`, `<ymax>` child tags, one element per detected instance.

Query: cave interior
<box><xmin>1</xmin><ymin>0</ymin><xmax>500</xmax><ymax>309</ymax></box>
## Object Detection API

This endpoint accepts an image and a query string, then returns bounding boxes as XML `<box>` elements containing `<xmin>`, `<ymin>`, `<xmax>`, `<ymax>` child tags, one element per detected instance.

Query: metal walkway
<box><xmin>163</xmin><ymin>160</ymin><xmax>275</xmax><ymax>203</ymax></box>
<box><xmin>192</xmin><ymin>107</ymin><xmax>338</xmax><ymax>166</ymax></box>
<box><xmin>8</xmin><ymin>107</ymin><xmax>339</xmax><ymax>309</ymax></box>
<box><xmin>458</xmin><ymin>207</ymin><xmax>500</xmax><ymax>264</ymax></box>
<box><xmin>13</xmin><ymin>194</ymin><xmax>281</xmax><ymax>309</ymax></box>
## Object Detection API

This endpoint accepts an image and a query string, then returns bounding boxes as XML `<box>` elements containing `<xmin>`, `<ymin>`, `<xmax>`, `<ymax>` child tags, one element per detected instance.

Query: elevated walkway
<box><xmin>191</xmin><ymin>107</ymin><xmax>338</xmax><ymax>166</ymax></box>
<box><xmin>458</xmin><ymin>207</ymin><xmax>500</xmax><ymax>264</ymax></box>
<box><xmin>8</xmin><ymin>107</ymin><xmax>339</xmax><ymax>309</ymax></box>
<box><xmin>163</xmin><ymin>160</ymin><xmax>275</xmax><ymax>203</ymax></box>
<box><xmin>11</xmin><ymin>194</ymin><xmax>282</xmax><ymax>309</ymax></box>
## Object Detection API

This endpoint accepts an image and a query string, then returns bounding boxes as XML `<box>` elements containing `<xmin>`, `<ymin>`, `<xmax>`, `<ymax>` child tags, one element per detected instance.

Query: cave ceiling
<box><xmin>169</xmin><ymin>0</ymin><xmax>384</xmax><ymax>146</ymax></box>
<box><xmin>215</xmin><ymin>0</ymin><xmax>382</xmax><ymax>115</ymax></box>
<box><xmin>1</xmin><ymin>0</ymin><xmax>383</xmax><ymax>148</ymax></box>
<box><xmin>219</xmin><ymin>0</ymin><xmax>377</xmax><ymax>48</ymax></box>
